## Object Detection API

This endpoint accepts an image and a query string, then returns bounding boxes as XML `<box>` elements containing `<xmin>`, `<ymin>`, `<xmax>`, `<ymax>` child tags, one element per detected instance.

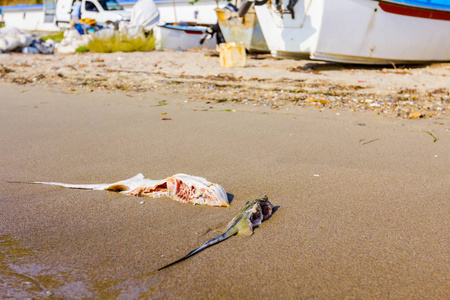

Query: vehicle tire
<box><xmin>254</xmin><ymin>0</ymin><xmax>270</xmax><ymax>6</ymax></box>
<box><xmin>105</xmin><ymin>21</ymin><xmax>118</xmax><ymax>30</ymax></box>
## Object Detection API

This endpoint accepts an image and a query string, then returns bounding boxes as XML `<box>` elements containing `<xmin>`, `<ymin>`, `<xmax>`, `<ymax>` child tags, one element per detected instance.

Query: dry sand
<box><xmin>1</xmin><ymin>50</ymin><xmax>449</xmax><ymax>118</ymax></box>
<box><xmin>0</xmin><ymin>50</ymin><xmax>449</xmax><ymax>299</ymax></box>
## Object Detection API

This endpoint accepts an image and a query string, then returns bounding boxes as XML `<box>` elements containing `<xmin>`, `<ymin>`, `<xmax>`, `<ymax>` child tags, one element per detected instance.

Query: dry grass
<box><xmin>40</xmin><ymin>32</ymin><xmax>64</xmax><ymax>43</ymax></box>
<box><xmin>0</xmin><ymin>0</ymin><xmax>42</xmax><ymax>6</ymax></box>
<box><xmin>86</xmin><ymin>32</ymin><xmax>156</xmax><ymax>53</ymax></box>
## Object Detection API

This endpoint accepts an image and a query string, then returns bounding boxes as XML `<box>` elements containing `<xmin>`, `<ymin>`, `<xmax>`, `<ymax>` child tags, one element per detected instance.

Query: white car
<box><xmin>55</xmin><ymin>0</ymin><xmax>131</xmax><ymax>27</ymax></box>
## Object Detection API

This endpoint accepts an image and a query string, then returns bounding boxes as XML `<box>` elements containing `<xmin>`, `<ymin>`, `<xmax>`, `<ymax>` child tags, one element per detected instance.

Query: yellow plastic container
<box><xmin>219</xmin><ymin>42</ymin><xmax>246</xmax><ymax>68</ymax></box>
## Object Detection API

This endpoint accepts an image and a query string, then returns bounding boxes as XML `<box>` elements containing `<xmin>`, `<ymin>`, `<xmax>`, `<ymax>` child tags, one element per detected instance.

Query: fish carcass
<box><xmin>158</xmin><ymin>195</ymin><xmax>274</xmax><ymax>270</ymax></box>
<box><xmin>3</xmin><ymin>173</ymin><xmax>229</xmax><ymax>207</ymax></box>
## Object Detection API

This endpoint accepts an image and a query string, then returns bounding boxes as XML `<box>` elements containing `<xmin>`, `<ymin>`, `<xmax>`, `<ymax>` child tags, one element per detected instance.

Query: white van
<box><xmin>55</xmin><ymin>0</ymin><xmax>131</xmax><ymax>27</ymax></box>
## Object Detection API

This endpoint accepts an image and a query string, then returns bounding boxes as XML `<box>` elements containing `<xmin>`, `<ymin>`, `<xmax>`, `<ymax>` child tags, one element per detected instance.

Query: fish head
<box><xmin>246</xmin><ymin>195</ymin><xmax>273</xmax><ymax>226</ymax></box>
<box><xmin>166</xmin><ymin>174</ymin><xmax>229</xmax><ymax>207</ymax></box>
<box><xmin>233</xmin><ymin>195</ymin><xmax>273</xmax><ymax>236</ymax></box>
<box><xmin>258</xmin><ymin>195</ymin><xmax>273</xmax><ymax>221</ymax></box>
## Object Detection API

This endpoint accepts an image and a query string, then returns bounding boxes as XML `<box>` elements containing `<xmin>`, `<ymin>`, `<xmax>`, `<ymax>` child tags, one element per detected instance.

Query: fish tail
<box><xmin>0</xmin><ymin>180</ymin><xmax>40</xmax><ymax>184</ymax></box>
<box><xmin>1</xmin><ymin>180</ymin><xmax>110</xmax><ymax>190</ymax></box>
<box><xmin>157</xmin><ymin>231</ymin><xmax>234</xmax><ymax>271</ymax></box>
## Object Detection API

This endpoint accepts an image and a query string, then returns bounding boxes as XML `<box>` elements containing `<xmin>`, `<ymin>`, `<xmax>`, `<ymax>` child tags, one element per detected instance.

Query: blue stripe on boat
<box><xmin>380</xmin><ymin>0</ymin><xmax>450</xmax><ymax>10</ymax></box>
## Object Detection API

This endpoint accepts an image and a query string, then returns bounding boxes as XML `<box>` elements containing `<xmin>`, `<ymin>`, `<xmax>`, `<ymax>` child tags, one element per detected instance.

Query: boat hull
<box><xmin>254</xmin><ymin>0</ymin><xmax>323</xmax><ymax>58</ymax></box>
<box><xmin>255</xmin><ymin>0</ymin><xmax>450</xmax><ymax>64</ymax></box>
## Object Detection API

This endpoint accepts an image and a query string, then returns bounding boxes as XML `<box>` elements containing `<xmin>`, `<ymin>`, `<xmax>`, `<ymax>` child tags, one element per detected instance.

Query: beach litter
<box><xmin>361</xmin><ymin>138</ymin><xmax>380</xmax><ymax>145</ymax></box>
<box><xmin>0</xmin><ymin>27</ymin><xmax>54</xmax><ymax>54</ymax></box>
<box><xmin>57</xmin><ymin>0</ymin><xmax>158</xmax><ymax>54</ymax></box>
<box><xmin>158</xmin><ymin>195</ymin><xmax>274</xmax><ymax>271</ymax></box>
<box><xmin>56</xmin><ymin>16</ymin><xmax>155</xmax><ymax>54</ymax></box>
<box><xmin>2</xmin><ymin>173</ymin><xmax>229</xmax><ymax>207</ymax></box>
<box><xmin>219</xmin><ymin>42</ymin><xmax>246</xmax><ymax>68</ymax></box>
<box><xmin>425</xmin><ymin>131</ymin><xmax>439</xmax><ymax>143</ymax></box>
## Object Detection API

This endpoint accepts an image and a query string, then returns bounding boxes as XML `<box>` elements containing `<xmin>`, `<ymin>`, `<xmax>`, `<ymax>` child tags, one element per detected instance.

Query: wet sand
<box><xmin>0</xmin><ymin>58</ymin><xmax>449</xmax><ymax>298</ymax></box>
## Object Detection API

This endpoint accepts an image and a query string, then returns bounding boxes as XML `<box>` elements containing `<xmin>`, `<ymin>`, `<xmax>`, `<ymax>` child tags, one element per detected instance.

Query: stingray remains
<box><xmin>2</xmin><ymin>173</ymin><xmax>229</xmax><ymax>207</ymax></box>
<box><xmin>158</xmin><ymin>195</ymin><xmax>274</xmax><ymax>270</ymax></box>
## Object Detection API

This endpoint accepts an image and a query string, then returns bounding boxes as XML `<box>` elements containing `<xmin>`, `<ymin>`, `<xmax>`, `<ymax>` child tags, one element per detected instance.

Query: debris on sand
<box><xmin>0</xmin><ymin>52</ymin><xmax>448</xmax><ymax>118</ymax></box>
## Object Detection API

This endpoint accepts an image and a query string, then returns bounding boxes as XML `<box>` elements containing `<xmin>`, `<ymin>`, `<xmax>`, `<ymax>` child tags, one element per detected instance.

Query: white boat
<box><xmin>254</xmin><ymin>0</ymin><xmax>450</xmax><ymax>64</ymax></box>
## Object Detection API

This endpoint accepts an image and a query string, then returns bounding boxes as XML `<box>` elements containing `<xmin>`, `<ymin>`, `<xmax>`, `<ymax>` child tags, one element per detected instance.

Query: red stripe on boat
<box><xmin>379</xmin><ymin>2</ymin><xmax>450</xmax><ymax>21</ymax></box>
<box><xmin>184</xmin><ymin>30</ymin><xmax>204</xmax><ymax>35</ymax></box>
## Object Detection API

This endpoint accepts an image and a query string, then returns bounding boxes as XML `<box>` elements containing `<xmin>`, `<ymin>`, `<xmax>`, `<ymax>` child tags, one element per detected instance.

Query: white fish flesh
<box><xmin>4</xmin><ymin>173</ymin><xmax>229</xmax><ymax>207</ymax></box>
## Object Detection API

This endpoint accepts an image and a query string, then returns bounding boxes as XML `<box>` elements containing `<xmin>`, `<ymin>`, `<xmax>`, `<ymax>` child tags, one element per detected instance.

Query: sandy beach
<box><xmin>0</xmin><ymin>51</ymin><xmax>449</xmax><ymax>299</ymax></box>
<box><xmin>1</xmin><ymin>50</ymin><xmax>449</xmax><ymax>118</ymax></box>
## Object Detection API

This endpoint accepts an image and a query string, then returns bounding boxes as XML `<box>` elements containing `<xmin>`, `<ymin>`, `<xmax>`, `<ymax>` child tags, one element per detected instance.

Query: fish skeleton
<box><xmin>158</xmin><ymin>195</ymin><xmax>274</xmax><ymax>271</ymax></box>
<box><xmin>2</xmin><ymin>173</ymin><xmax>229</xmax><ymax>207</ymax></box>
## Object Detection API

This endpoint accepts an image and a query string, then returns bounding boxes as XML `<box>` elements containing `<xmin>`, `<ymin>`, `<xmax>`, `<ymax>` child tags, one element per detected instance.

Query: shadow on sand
<box><xmin>227</xmin><ymin>193</ymin><xmax>234</xmax><ymax>205</ymax></box>
<box><xmin>291</xmin><ymin>62</ymin><xmax>432</xmax><ymax>72</ymax></box>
